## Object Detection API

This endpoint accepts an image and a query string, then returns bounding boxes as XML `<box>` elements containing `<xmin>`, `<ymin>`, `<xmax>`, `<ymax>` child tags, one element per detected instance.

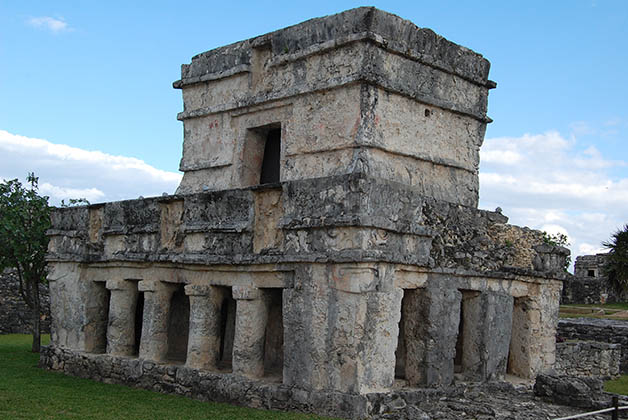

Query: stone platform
<box><xmin>40</xmin><ymin>345</ymin><xmax>614</xmax><ymax>419</ymax></box>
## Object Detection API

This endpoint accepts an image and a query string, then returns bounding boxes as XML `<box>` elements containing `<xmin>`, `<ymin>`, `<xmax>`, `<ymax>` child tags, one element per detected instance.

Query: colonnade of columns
<box><xmin>102</xmin><ymin>279</ymin><xmax>280</xmax><ymax>379</ymax></box>
<box><xmin>78</xmin><ymin>271</ymin><xmax>558</xmax><ymax>392</ymax></box>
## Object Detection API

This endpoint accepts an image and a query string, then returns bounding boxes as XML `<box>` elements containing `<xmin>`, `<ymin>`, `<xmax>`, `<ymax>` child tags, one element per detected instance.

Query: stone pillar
<box><xmin>105</xmin><ymin>279</ymin><xmax>139</xmax><ymax>356</ymax></box>
<box><xmin>138</xmin><ymin>280</ymin><xmax>178</xmax><ymax>362</ymax></box>
<box><xmin>460</xmin><ymin>291</ymin><xmax>513</xmax><ymax>381</ymax></box>
<box><xmin>232</xmin><ymin>285</ymin><xmax>269</xmax><ymax>378</ymax></box>
<box><xmin>47</xmin><ymin>262</ymin><xmax>111</xmax><ymax>352</ymax></box>
<box><xmin>509</xmin><ymin>280</ymin><xmax>562</xmax><ymax>378</ymax></box>
<box><xmin>404</xmin><ymin>285</ymin><xmax>461</xmax><ymax>387</ymax></box>
<box><xmin>184</xmin><ymin>284</ymin><xmax>226</xmax><ymax>370</ymax></box>
<box><xmin>326</xmin><ymin>264</ymin><xmax>402</xmax><ymax>394</ymax></box>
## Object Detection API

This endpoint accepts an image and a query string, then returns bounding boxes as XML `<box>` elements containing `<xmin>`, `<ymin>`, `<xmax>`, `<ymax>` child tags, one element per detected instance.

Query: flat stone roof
<box><xmin>174</xmin><ymin>7</ymin><xmax>493</xmax><ymax>89</ymax></box>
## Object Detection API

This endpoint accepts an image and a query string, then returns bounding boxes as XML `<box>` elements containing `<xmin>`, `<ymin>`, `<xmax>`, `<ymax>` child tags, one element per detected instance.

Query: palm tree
<box><xmin>603</xmin><ymin>224</ymin><xmax>628</xmax><ymax>293</ymax></box>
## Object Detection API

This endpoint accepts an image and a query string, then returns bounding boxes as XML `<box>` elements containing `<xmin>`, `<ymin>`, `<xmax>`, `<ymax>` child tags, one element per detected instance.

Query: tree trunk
<box><xmin>31</xmin><ymin>280</ymin><xmax>41</xmax><ymax>353</ymax></box>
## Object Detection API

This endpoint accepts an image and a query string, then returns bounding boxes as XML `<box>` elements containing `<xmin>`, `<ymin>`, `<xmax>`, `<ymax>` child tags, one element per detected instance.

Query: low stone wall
<box><xmin>555</xmin><ymin>341</ymin><xmax>620</xmax><ymax>378</ymax></box>
<box><xmin>558</xmin><ymin>318</ymin><xmax>628</xmax><ymax>372</ymax></box>
<box><xmin>0</xmin><ymin>269</ymin><xmax>51</xmax><ymax>334</ymax></box>
<box><xmin>534</xmin><ymin>374</ymin><xmax>622</xmax><ymax>410</ymax></box>
<box><xmin>40</xmin><ymin>345</ymin><xmax>612</xmax><ymax>420</ymax></box>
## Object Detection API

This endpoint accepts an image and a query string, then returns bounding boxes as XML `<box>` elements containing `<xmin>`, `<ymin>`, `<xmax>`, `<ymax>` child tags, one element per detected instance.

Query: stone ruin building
<box><xmin>562</xmin><ymin>253</ymin><xmax>626</xmax><ymax>304</ymax></box>
<box><xmin>41</xmin><ymin>8</ymin><xmax>570</xmax><ymax>418</ymax></box>
<box><xmin>0</xmin><ymin>268</ymin><xmax>51</xmax><ymax>334</ymax></box>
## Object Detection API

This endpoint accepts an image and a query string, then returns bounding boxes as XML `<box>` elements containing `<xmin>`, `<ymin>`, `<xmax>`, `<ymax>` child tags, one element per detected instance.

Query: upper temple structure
<box><xmin>41</xmin><ymin>8</ymin><xmax>570</xmax><ymax>418</ymax></box>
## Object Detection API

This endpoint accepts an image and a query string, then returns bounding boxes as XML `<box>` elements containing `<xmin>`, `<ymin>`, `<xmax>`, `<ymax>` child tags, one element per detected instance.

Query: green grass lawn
<box><xmin>559</xmin><ymin>303</ymin><xmax>628</xmax><ymax>319</ymax></box>
<box><xmin>561</xmin><ymin>303</ymin><xmax>628</xmax><ymax>311</ymax></box>
<box><xmin>605</xmin><ymin>375</ymin><xmax>628</xmax><ymax>395</ymax></box>
<box><xmin>0</xmin><ymin>334</ymin><xmax>333</xmax><ymax>420</ymax></box>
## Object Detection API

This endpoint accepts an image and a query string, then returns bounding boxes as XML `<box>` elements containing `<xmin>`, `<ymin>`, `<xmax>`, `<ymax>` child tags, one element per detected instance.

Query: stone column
<box><xmin>232</xmin><ymin>285</ymin><xmax>269</xmax><ymax>378</ymax></box>
<box><xmin>326</xmin><ymin>264</ymin><xmax>402</xmax><ymax>394</ymax></box>
<box><xmin>105</xmin><ymin>278</ymin><xmax>139</xmax><ymax>356</ymax></box>
<box><xmin>404</xmin><ymin>285</ymin><xmax>461</xmax><ymax>387</ymax></box>
<box><xmin>460</xmin><ymin>291</ymin><xmax>513</xmax><ymax>381</ymax></box>
<box><xmin>184</xmin><ymin>284</ymin><xmax>226</xmax><ymax>370</ymax></box>
<box><xmin>138</xmin><ymin>280</ymin><xmax>178</xmax><ymax>362</ymax></box>
<box><xmin>509</xmin><ymin>280</ymin><xmax>562</xmax><ymax>378</ymax></box>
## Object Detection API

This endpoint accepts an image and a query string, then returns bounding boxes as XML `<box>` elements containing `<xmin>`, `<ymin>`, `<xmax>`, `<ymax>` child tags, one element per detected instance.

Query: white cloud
<box><xmin>39</xmin><ymin>183</ymin><xmax>105</xmax><ymax>204</ymax></box>
<box><xmin>578</xmin><ymin>243</ymin><xmax>608</xmax><ymax>255</ymax></box>
<box><xmin>27</xmin><ymin>16</ymin><xmax>71</xmax><ymax>33</ymax></box>
<box><xmin>0</xmin><ymin>130</ymin><xmax>181</xmax><ymax>205</ymax></box>
<box><xmin>479</xmin><ymin>130</ymin><xmax>628</xmax><ymax>272</ymax></box>
<box><xmin>481</xmin><ymin>150</ymin><xmax>522</xmax><ymax>164</ymax></box>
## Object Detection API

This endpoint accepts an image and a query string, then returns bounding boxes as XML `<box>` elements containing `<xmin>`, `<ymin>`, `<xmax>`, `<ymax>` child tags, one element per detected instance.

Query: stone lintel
<box><xmin>105</xmin><ymin>278</ymin><xmax>138</xmax><ymax>291</ymax></box>
<box><xmin>329</xmin><ymin>264</ymin><xmax>381</xmax><ymax>294</ymax></box>
<box><xmin>184</xmin><ymin>284</ymin><xmax>214</xmax><ymax>296</ymax></box>
<box><xmin>137</xmin><ymin>280</ymin><xmax>179</xmax><ymax>293</ymax></box>
<box><xmin>232</xmin><ymin>285</ymin><xmax>260</xmax><ymax>300</ymax></box>
<box><xmin>394</xmin><ymin>269</ymin><xmax>428</xmax><ymax>289</ymax></box>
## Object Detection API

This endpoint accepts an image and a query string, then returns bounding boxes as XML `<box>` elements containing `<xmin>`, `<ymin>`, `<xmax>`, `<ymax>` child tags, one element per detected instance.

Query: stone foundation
<box><xmin>41</xmin><ymin>346</ymin><xmax>614</xmax><ymax>420</ymax></box>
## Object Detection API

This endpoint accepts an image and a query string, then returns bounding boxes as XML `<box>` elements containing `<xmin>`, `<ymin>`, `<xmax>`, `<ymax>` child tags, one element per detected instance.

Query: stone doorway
<box><xmin>133</xmin><ymin>291</ymin><xmax>144</xmax><ymax>356</ymax></box>
<box><xmin>218</xmin><ymin>288</ymin><xmax>236</xmax><ymax>371</ymax></box>
<box><xmin>166</xmin><ymin>285</ymin><xmax>190</xmax><ymax>363</ymax></box>
<box><xmin>263</xmin><ymin>288</ymin><xmax>284</xmax><ymax>379</ymax></box>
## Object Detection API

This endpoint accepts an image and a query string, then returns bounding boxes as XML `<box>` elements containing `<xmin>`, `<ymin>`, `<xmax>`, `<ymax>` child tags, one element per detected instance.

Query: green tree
<box><xmin>603</xmin><ymin>224</ymin><xmax>628</xmax><ymax>293</ymax></box>
<box><xmin>0</xmin><ymin>173</ymin><xmax>51</xmax><ymax>352</ymax></box>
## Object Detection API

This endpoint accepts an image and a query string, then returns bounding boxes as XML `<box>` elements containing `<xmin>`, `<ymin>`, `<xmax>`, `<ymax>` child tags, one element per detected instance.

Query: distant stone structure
<box><xmin>562</xmin><ymin>253</ymin><xmax>627</xmax><ymax>304</ymax></box>
<box><xmin>40</xmin><ymin>8</ymin><xmax>569</xmax><ymax>418</ymax></box>
<box><xmin>0</xmin><ymin>269</ymin><xmax>50</xmax><ymax>335</ymax></box>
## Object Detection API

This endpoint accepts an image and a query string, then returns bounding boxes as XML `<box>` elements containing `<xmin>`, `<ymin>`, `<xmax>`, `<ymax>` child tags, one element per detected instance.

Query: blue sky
<box><xmin>1</xmin><ymin>1</ymin><xmax>627</xmax><ymax>266</ymax></box>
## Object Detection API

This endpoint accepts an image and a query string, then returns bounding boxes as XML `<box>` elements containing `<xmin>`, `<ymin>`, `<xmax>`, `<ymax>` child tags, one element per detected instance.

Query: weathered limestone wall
<box><xmin>554</xmin><ymin>341</ymin><xmax>620</xmax><ymax>378</ymax></box>
<box><xmin>173</xmin><ymin>7</ymin><xmax>493</xmax><ymax>207</ymax></box>
<box><xmin>0</xmin><ymin>269</ymin><xmax>51</xmax><ymax>334</ymax></box>
<box><xmin>558</xmin><ymin>318</ymin><xmax>628</xmax><ymax>373</ymax></box>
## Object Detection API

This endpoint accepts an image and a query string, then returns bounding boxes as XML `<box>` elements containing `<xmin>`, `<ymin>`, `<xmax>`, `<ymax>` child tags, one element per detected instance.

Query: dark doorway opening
<box><xmin>395</xmin><ymin>290</ymin><xmax>409</xmax><ymax>380</ymax></box>
<box><xmin>259</xmin><ymin>128</ymin><xmax>281</xmax><ymax>184</ymax></box>
<box><xmin>94</xmin><ymin>284</ymin><xmax>110</xmax><ymax>354</ymax></box>
<box><xmin>263</xmin><ymin>289</ymin><xmax>284</xmax><ymax>379</ymax></box>
<box><xmin>166</xmin><ymin>285</ymin><xmax>190</xmax><ymax>363</ymax></box>
<box><xmin>218</xmin><ymin>289</ymin><xmax>236</xmax><ymax>371</ymax></box>
<box><xmin>133</xmin><ymin>291</ymin><xmax>144</xmax><ymax>356</ymax></box>
<box><xmin>454</xmin><ymin>297</ymin><xmax>465</xmax><ymax>373</ymax></box>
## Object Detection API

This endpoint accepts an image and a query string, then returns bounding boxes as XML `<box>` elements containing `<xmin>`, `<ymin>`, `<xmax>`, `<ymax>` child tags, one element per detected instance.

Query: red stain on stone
<box><xmin>350</xmin><ymin>116</ymin><xmax>361</xmax><ymax>137</ymax></box>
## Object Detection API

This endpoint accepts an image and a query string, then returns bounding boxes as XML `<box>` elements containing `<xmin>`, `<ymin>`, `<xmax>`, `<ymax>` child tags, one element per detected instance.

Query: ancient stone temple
<box><xmin>562</xmin><ymin>253</ymin><xmax>626</xmax><ymax>304</ymax></box>
<box><xmin>41</xmin><ymin>7</ymin><xmax>569</xmax><ymax>418</ymax></box>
